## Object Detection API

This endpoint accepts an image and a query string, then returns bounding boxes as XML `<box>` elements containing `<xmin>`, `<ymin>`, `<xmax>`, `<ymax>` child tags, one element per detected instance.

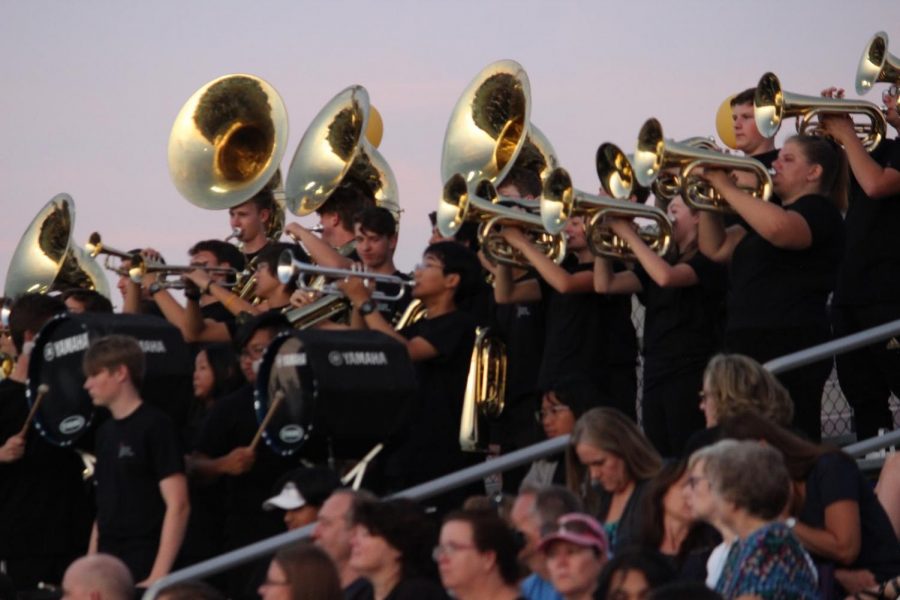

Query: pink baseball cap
<box><xmin>538</xmin><ymin>513</ymin><xmax>608</xmax><ymax>554</ymax></box>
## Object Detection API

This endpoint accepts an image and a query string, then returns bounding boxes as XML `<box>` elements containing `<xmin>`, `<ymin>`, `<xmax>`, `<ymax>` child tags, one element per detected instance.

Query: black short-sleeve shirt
<box><xmin>95</xmin><ymin>402</ymin><xmax>184</xmax><ymax>542</ymax></box>
<box><xmin>399</xmin><ymin>310</ymin><xmax>476</xmax><ymax>481</ymax></box>
<box><xmin>634</xmin><ymin>252</ymin><xmax>727</xmax><ymax>374</ymax></box>
<box><xmin>834</xmin><ymin>138</ymin><xmax>900</xmax><ymax>305</ymax></box>
<box><xmin>727</xmin><ymin>194</ymin><xmax>844</xmax><ymax>332</ymax></box>
<box><xmin>723</xmin><ymin>149</ymin><xmax>782</xmax><ymax>229</ymax></box>
<box><xmin>800</xmin><ymin>452</ymin><xmax>900</xmax><ymax>580</ymax></box>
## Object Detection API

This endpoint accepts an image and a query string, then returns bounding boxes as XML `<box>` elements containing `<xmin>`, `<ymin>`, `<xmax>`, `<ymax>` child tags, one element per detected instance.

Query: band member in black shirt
<box><xmin>84</xmin><ymin>335</ymin><xmax>189</xmax><ymax>585</ymax></box>
<box><xmin>821</xmin><ymin>88</ymin><xmax>900</xmax><ymax>440</ymax></box>
<box><xmin>339</xmin><ymin>242</ymin><xmax>480</xmax><ymax>494</ymax></box>
<box><xmin>0</xmin><ymin>294</ymin><xmax>90</xmax><ymax>593</ymax></box>
<box><xmin>699</xmin><ymin>135</ymin><xmax>847</xmax><ymax>441</ymax></box>
<box><xmin>494</xmin><ymin>216</ymin><xmax>638</xmax><ymax>420</ymax></box>
<box><xmin>595</xmin><ymin>196</ymin><xmax>727</xmax><ymax>455</ymax></box>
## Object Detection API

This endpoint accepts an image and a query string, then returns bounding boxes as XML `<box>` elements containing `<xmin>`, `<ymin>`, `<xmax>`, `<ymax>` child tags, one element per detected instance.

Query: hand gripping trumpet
<box><xmin>632</xmin><ymin>118</ymin><xmax>772</xmax><ymax>213</ymax></box>
<box><xmin>276</xmin><ymin>250</ymin><xmax>413</xmax><ymax>302</ymax></box>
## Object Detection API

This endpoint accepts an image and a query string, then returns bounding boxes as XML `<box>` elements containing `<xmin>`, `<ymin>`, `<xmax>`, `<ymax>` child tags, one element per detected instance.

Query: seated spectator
<box><xmin>435</xmin><ymin>509</ymin><xmax>522</xmax><ymax>600</ymax></box>
<box><xmin>648</xmin><ymin>581</ymin><xmax>723</xmax><ymax>600</ymax></box>
<box><xmin>61</xmin><ymin>555</ymin><xmax>133</xmax><ymax>600</ymax></box>
<box><xmin>636</xmin><ymin>459</ymin><xmax>721</xmax><ymax>578</ymax></box>
<box><xmin>595</xmin><ymin>548</ymin><xmax>676</xmax><ymax>600</ymax></box>
<box><xmin>721</xmin><ymin>412</ymin><xmax>900</xmax><ymax>598</ymax></box>
<box><xmin>523</xmin><ymin>377</ymin><xmax>595</xmax><ymax>488</ymax></box>
<box><xmin>538</xmin><ymin>513</ymin><xmax>609</xmax><ymax>600</ymax></box>
<box><xmin>511</xmin><ymin>484</ymin><xmax>582</xmax><ymax>600</ymax></box>
<box><xmin>263</xmin><ymin>466</ymin><xmax>342</xmax><ymax>531</ymax></box>
<box><xmin>566</xmin><ymin>408</ymin><xmax>662</xmax><ymax>551</ymax></box>
<box><xmin>312</xmin><ymin>489</ymin><xmax>376</xmax><ymax>599</ymax></box>
<box><xmin>350</xmin><ymin>499</ymin><xmax>447</xmax><ymax>599</ymax></box>
<box><xmin>704</xmin><ymin>440</ymin><xmax>818</xmax><ymax>599</ymax></box>
<box><xmin>684</xmin><ymin>353</ymin><xmax>793</xmax><ymax>455</ymax></box>
<box><xmin>258</xmin><ymin>542</ymin><xmax>342</xmax><ymax>600</ymax></box>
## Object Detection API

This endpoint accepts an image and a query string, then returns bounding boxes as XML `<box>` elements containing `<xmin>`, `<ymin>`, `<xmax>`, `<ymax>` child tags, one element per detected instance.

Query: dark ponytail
<box><xmin>787</xmin><ymin>134</ymin><xmax>849</xmax><ymax>211</ymax></box>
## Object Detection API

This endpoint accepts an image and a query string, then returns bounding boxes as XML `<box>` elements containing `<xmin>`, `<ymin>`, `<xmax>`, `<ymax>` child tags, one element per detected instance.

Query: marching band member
<box><xmin>731</xmin><ymin>88</ymin><xmax>780</xmax><ymax>172</ymax></box>
<box><xmin>285</xmin><ymin>186</ymin><xmax>372</xmax><ymax>261</ymax></box>
<box><xmin>339</xmin><ymin>242</ymin><xmax>480</xmax><ymax>502</ymax></box>
<box><xmin>228</xmin><ymin>187</ymin><xmax>278</xmax><ymax>260</ymax></box>
<box><xmin>698</xmin><ymin>134</ymin><xmax>847</xmax><ymax>441</ymax></box>
<box><xmin>494</xmin><ymin>215</ymin><xmax>638</xmax><ymax>420</ymax></box>
<box><xmin>594</xmin><ymin>195</ymin><xmax>727</xmax><ymax>456</ymax></box>
<box><xmin>820</xmin><ymin>87</ymin><xmax>900</xmax><ymax>440</ymax></box>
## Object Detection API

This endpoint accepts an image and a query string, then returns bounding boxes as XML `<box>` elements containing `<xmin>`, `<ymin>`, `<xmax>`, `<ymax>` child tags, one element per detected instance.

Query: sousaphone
<box><xmin>5</xmin><ymin>194</ymin><xmax>110</xmax><ymax>300</ymax></box>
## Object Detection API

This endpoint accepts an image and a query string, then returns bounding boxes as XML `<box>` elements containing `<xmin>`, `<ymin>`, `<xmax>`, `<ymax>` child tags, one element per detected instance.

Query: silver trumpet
<box><xmin>276</xmin><ymin>250</ymin><xmax>412</xmax><ymax>302</ymax></box>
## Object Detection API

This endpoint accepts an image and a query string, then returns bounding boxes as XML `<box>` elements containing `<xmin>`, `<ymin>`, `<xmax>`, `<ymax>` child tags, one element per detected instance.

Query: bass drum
<box><xmin>255</xmin><ymin>329</ymin><xmax>417</xmax><ymax>458</ymax></box>
<box><xmin>27</xmin><ymin>312</ymin><xmax>194</xmax><ymax>446</ymax></box>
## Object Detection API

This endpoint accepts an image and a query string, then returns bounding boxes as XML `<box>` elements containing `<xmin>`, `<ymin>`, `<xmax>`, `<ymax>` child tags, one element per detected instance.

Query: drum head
<box><xmin>254</xmin><ymin>333</ymin><xmax>315</xmax><ymax>456</ymax></box>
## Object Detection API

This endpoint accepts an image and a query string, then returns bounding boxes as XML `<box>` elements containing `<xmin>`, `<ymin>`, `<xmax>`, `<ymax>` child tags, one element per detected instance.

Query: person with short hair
<box><xmin>0</xmin><ymin>294</ymin><xmax>90</xmax><ymax>593</ymax></box>
<box><xmin>83</xmin><ymin>335</ymin><xmax>189</xmax><ymax>585</ymax></box>
<box><xmin>566</xmin><ymin>407</ymin><xmax>662</xmax><ymax>552</ymax></box>
<box><xmin>350</xmin><ymin>499</ymin><xmax>447</xmax><ymax>599</ymax></box>
<box><xmin>285</xmin><ymin>185</ymin><xmax>373</xmax><ymax>263</ymax></box>
<box><xmin>61</xmin><ymin>554</ymin><xmax>134</xmax><ymax>600</ymax></box>
<box><xmin>511</xmin><ymin>484</ymin><xmax>583</xmax><ymax>600</ymax></box>
<box><xmin>699</xmin><ymin>134</ymin><xmax>847</xmax><ymax>441</ymax></box>
<box><xmin>538</xmin><ymin>513</ymin><xmax>609</xmax><ymax>600</ymax></box>
<box><xmin>312</xmin><ymin>489</ymin><xmax>377</xmax><ymax>599</ymax></box>
<box><xmin>730</xmin><ymin>87</ymin><xmax>778</xmax><ymax>166</ymax></box>
<box><xmin>229</xmin><ymin>189</ymin><xmax>278</xmax><ymax>259</ymax></box>
<box><xmin>258</xmin><ymin>542</ymin><xmax>343</xmax><ymax>600</ymax></box>
<box><xmin>701</xmin><ymin>439</ymin><xmax>818</xmax><ymax>600</ymax></box>
<box><xmin>436</xmin><ymin>509</ymin><xmax>522</xmax><ymax>600</ymax></box>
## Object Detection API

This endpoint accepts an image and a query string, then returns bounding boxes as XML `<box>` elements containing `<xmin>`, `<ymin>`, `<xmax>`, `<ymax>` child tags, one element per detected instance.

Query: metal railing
<box><xmin>144</xmin><ymin>317</ymin><xmax>900</xmax><ymax>599</ymax></box>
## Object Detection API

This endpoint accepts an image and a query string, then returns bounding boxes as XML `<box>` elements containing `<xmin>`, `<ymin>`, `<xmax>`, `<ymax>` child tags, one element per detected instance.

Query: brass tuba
<box><xmin>284</xmin><ymin>85</ymin><xmax>399</xmax><ymax>222</ymax></box>
<box><xmin>632</xmin><ymin>118</ymin><xmax>772</xmax><ymax>213</ymax></box>
<box><xmin>541</xmin><ymin>167</ymin><xmax>673</xmax><ymax>260</ymax></box>
<box><xmin>754</xmin><ymin>72</ymin><xmax>886</xmax><ymax>152</ymax></box>
<box><xmin>459</xmin><ymin>327</ymin><xmax>507</xmax><ymax>453</ymax></box>
<box><xmin>438</xmin><ymin>60</ymin><xmax>566</xmax><ymax>267</ymax></box>
<box><xmin>167</xmin><ymin>73</ymin><xmax>289</xmax><ymax>241</ymax></box>
<box><xmin>5</xmin><ymin>194</ymin><xmax>110</xmax><ymax>300</ymax></box>
<box><xmin>857</xmin><ymin>31</ymin><xmax>900</xmax><ymax>98</ymax></box>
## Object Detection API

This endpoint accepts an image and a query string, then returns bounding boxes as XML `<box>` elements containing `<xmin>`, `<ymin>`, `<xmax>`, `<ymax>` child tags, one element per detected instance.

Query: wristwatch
<box><xmin>785</xmin><ymin>517</ymin><xmax>797</xmax><ymax>529</ymax></box>
<box><xmin>147</xmin><ymin>282</ymin><xmax>163</xmax><ymax>296</ymax></box>
<box><xmin>358</xmin><ymin>299</ymin><xmax>376</xmax><ymax>316</ymax></box>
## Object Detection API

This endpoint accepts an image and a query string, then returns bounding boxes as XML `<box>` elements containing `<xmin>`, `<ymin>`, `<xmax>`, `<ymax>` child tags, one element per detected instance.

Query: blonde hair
<box><xmin>703</xmin><ymin>354</ymin><xmax>793</xmax><ymax>426</ymax></box>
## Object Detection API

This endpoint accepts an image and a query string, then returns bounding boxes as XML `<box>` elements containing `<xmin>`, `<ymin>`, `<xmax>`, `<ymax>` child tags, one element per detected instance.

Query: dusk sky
<box><xmin>2</xmin><ymin>1</ymin><xmax>898</xmax><ymax>305</ymax></box>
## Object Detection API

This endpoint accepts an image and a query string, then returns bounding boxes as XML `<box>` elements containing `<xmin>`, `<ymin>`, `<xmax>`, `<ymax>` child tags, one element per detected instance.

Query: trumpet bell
<box><xmin>596</xmin><ymin>143</ymin><xmax>635</xmax><ymax>200</ymax></box>
<box><xmin>284</xmin><ymin>85</ymin><xmax>399</xmax><ymax>220</ymax></box>
<box><xmin>5</xmin><ymin>194</ymin><xmax>110</xmax><ymax>299</ymax></box>
<box><xmin>440</xmin><ymin>60</ymin><xmax>531</xmax><ymax>185</ymax></box>
<box><xmin>167</xmin><ymin>74</ymin><xmax>289</xmax><ymax>210</ymax></box>
<box><xmin>857</xmin><ymin>31</ymin><xmax>900</xmax><ymax>96</ymax></box>
<box><xmin>754</xmin><ymin>72</ymin><xmax>886</xmax><ymax>151</ymax></box>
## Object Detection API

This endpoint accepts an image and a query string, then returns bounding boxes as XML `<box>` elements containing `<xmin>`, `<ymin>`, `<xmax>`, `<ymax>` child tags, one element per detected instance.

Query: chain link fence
<box><xmin>629</xmin><ymin>300</ymin><xmax>900</xmax><ymax>443</ymax></box>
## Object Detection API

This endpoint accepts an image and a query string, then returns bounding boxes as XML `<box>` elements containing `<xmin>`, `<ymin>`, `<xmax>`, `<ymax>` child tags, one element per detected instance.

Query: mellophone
<box><xmin>6</xmin><ymin>30</ymin><xmax>900</xmax><ymax>456</ymax></box>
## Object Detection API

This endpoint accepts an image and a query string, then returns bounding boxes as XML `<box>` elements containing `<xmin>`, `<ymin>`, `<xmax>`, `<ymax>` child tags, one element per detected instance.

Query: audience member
<box><xmin>263</xmin><ymin>467</ymin><xmax>342</xmax><ymax>531</ymax></box>
<box><xmin>595</xmin><ymin>548</ymin><xmax>676</xmax><ymax>600</ymax></box>
<box><xmin>61</xmin><ymin>554</ymin><xmax>133</xmax><ymax>600</ymax></box>
<box><xmin>312</xmin><ymin>489</ymin><xmax>377</xmax><ymax>599</ymax></box>
<box><xmin>258</xmin><ymin>542</ymin><xmax>342</xmax><ymax>600</ymax></box>
<box><xmin>538</xmin><ymin>513</ymin><xmax>609</xmax><ymax>600</ymax></box>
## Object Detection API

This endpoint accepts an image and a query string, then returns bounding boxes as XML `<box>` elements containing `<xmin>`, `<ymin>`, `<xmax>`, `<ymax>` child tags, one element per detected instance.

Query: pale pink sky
<box><xmin>2</xmin><ymin>1</ymin><xmax>898</xmax><ymax>305</ymax></box>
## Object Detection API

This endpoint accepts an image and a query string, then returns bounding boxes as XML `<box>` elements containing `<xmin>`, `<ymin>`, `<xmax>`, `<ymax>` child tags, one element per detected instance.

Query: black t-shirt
<box><xmin>0</xmin><ymin>380</ymin><xmax>92</xmax><ymax>559</ymax></box>
<box><xmin>723</xmin><ymin>149</ymin><xmax>782</xmax><ymax>228</ymax></box>
<box><xmin>834</xmin><ymin>138</ymin><xmax>900</xmax><ymax>305</ymax></box>
<box><xmin>634</xmin><ymin>252</ymin><xmax>727</xmax><ymax>375</ymax></box>
<box><xmin>538</xmin><ymin>259</ymin><xmax>637</xmax><ymax>392</ymax></box>
<box><xmin>373</xmin><ymin>270</ymin><xmax>413</xmax><ymax>323</ymax></box>
<box><xmin>726</xmin><ymin>194</ymin><xmax>844</xmax><ymax>332</ymax></box>
<box><xmin>95</xmin><ymin>402</ymin><xmax>184</xmax><ymax>543</ymax></box>
<box><xmin>201</xmin><ymin>301</ymin><xmax>236</xmax><ymax>324</ymax></box>
<box><xmin>800</xmin><ymin>452</ymin><xmax>900</xmax><ymax>581</ymax></box>
<box><xmin>196</xmin><ymin>384</ymin><xmax>297</xmax><ymax>520</ymax></box>
<box><xmin>492</xmin><ymin>273</ymin><xmax>545</xmax><ymax>400</ymax></box>
<box><xmin>399</xmin><ymin>310</ymin><xmax>476</xmax><ymax>482</ymax></box>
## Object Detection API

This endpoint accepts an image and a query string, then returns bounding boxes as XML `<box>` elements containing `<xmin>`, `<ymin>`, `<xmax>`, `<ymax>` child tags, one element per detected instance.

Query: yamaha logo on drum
<box><xmin>59</xmin><ymin>415</ymin><xmax>86</xmax><ymax>435</ymax></box>
<box><xmin>327</xmin><ymin>350</ymin><xmax>389</xmax><ymax>367</ymax></box>
<box><xmin>42</xmin><ymin>332</ymin><xmax>90</xmax><ymax>363</ymax></box>
<box><xmin>279</xmin><ymin>425</ymin><xmax>305</xmax><ymax>443</ymax></box>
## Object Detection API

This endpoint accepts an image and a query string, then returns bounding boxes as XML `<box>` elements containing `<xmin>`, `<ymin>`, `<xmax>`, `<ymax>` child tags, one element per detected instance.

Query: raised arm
<box><xmin>604</xmin><ymin>218</ymin><xmax>697</xmax><ymax>288</ymax></box>
<box><xmin>501</xmin><ymin>227</ymin><xmax>593</xmax><ymax>294</ymax></box>
<box><xmin>284</xmin><ymin>223</ymin><xmax>353</xmax><ymax>268</ymax></box>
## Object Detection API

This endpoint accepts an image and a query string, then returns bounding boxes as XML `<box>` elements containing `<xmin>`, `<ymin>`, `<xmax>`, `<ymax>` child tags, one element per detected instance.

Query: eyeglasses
<box><xmin>414</xmin><ymin>262</ymin><xmax>444</xmax><ymax>272</ymax></box>
<box><xmin>535</xmin><ymin>405</ymin><xmax>572</xmax><ymax>422</ymax></box>
<box><xmin>432</xmin><ymin>542</ymin><xmax>475</xmax><ymax>560</ymax></box>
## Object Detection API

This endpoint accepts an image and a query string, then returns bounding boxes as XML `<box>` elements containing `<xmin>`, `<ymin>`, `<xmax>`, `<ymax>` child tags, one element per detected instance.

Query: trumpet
<box><xmin>129</xmin><ymin>257</ymin><xmax>238</xmax><ymax>289</ymax></box>
<box><xmin>277</xmin><ymin>251</ymin><xmax>413</xmax><ymax>302</ymax></box>
<box><xmin>541</xmin><ymin>167</ymin><xmax>673</xmax><ymax>261</ymax></box>
<box><xmin>85</xmin><ymin>232</ymin><xmax>142</xmax><ymax>278</ymax></box>
<box><xmin>857</xmin><ymin>31</ymin><xmax>900</xmax><ymax>100</ymax></box>
<box><xmin>633</xmin><ymin>119</ymin><xmax>772</xmax><ymax>213</ymax></box>
<box><xmin>754</xmin><ymin>72</ymin><xmax>886</xmax><ymax>152</ymax></box>
<box><xmin>442</xmin><ymin>175</ymin><xmax>567</xmax><ymax>268</ymax></box>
